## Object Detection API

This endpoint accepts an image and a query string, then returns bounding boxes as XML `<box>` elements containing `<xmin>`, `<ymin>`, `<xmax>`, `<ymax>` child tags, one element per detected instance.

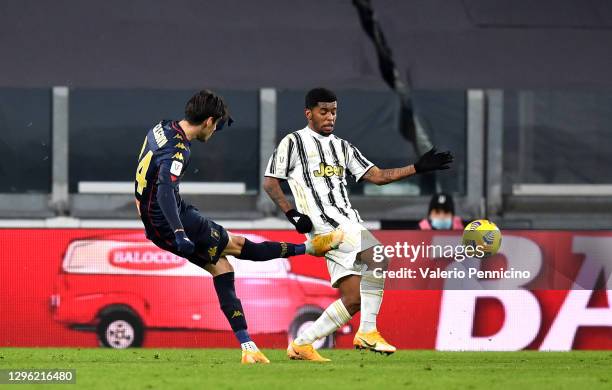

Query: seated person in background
<box><xmin>419</xmin><ymin>193</ymin><xmax>464</xmax><ymax>230</ymax></box>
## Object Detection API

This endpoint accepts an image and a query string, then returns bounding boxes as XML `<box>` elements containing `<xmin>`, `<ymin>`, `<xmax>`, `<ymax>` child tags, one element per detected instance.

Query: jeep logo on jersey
<box><xmin>313</xmin><ymin>163</ymin><xmax>344</xmax><ymax>178</ymax></box>
<box><xmin>109</xmin><ymin>246</ymin><xmax>186</xmax><ymax>270</ymax></box>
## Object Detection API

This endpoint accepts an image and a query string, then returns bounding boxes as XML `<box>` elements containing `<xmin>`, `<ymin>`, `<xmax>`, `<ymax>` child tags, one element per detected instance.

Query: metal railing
<box><xmin>1</xmin><ymin>87</ymin><xmax>612</xmax><ymax>229</ymax></box>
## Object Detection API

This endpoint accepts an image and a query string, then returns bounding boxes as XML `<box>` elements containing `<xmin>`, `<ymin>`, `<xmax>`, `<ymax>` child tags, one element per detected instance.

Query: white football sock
<box><xmin>241</xmin><ymin>341</ymin><xmax>259</xmax><ymax>351</ymax></box>
<box><xmin>294</xmin><ymin>299</ymin><xmax>351</xmax><ymax>345</ymax></box>
<box><xmin>304</xmin><ymin>239</ymin><xmax>314</xmax><ymax>254</ymax></box>
<box><xmin>359</xmin><ymin>271</ymin><xmax>385</xmax><ymax>333</ymax></box>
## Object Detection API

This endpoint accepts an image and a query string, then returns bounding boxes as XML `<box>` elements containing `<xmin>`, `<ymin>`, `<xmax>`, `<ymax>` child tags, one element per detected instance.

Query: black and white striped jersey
<box><xmin>265</xmin><ymin>127</ymin><xmax>374</xmax><ymax>234</ymax></box>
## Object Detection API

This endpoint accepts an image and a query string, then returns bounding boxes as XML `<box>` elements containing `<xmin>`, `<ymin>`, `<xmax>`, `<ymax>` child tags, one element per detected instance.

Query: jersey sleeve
<box><xmin>345</xmin><ymin>141</ymin><xmax>374</xmax><ymax>182</ymax></box>
<box><xmin>154</xmin><ymin>142</ymin><xmax>188</xmax><ymax>233</ymax></box>
<box><xmin>155</xmin><ymin>133</ymin><xmax>188</xmax><ymax>188</ymax></box>
<box><xmin>156</xmin><ymin>153</ymin><xmax>184</xmax><ymax>189</ymax></box>
<box><xmin>265</xmin><ymin>134</ymin><xmax>297</xmax><ymax>180</ymax></box>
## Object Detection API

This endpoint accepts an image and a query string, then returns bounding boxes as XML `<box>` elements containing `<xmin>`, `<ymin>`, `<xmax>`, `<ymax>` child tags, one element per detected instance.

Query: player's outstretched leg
<box><xmin>222</xmin><ymin>230</ymin><xmax>343</xmax><ymax>260</ymax></box>
<box><xmin>353</xmin><ymin>249</ymin><xmax>396</xmax><ymax>355</ymax></box>
<box><xmin>205</xmin><ymin>259</ymin><xmax>270</xmax><ymax>364</ymax></box>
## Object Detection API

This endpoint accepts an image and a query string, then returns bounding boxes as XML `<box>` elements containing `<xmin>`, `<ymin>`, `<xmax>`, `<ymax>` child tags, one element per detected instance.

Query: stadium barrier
<box><xmin>1</xmin><ymin>229</ymin><xmax>610</xmax><ymax>350</ymax></box>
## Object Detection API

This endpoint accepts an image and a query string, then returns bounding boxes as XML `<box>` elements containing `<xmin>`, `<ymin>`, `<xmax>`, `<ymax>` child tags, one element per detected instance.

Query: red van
<box><xmin>51</xmin><ymin>232</ymin><xmax>345</xmax><ymax>349</ymax></box>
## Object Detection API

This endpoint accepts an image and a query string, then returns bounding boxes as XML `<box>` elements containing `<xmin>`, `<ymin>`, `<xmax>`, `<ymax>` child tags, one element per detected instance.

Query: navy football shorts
<box><xmin>149</xmin><ymin>204</ymin><xmax>230</xmax><ymax>267</ymax></box>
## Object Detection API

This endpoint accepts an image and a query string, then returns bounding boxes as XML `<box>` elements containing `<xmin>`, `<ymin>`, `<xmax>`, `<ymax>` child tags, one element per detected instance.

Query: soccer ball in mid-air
<box><xmin>461</xmin><ymin>219</ymin><xmax>502</xmax><ymax>257</ymax></box>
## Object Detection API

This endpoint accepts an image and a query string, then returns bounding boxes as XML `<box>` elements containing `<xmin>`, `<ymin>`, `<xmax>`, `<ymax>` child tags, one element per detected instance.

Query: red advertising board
<box><xmin>0</xmin><ymin>229</ymin><xmax>610</xmax><ymax>350</ymax></box>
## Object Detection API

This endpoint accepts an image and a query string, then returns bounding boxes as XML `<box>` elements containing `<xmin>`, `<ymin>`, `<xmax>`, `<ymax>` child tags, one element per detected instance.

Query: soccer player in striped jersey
<box><xmin>264</xmin><ymin>88</ymin><xmax>453</xmax><ymax>361</ymax></box>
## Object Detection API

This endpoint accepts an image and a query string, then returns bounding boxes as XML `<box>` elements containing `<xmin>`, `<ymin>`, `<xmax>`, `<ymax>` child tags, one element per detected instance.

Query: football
<box><xmin>461</xmin><ymin>219</ymin><xmax>502</xmax><ymax>257</ymax></box>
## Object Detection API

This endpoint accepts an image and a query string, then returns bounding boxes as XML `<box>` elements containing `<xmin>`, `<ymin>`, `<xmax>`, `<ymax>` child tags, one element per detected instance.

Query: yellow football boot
<box><xmin>353</xmin><ymin>330</ymin><xmax>396</xmax><ymax>355</ymax></box>
<box><xmin>241</xmin><ymin>349</ymin><xmax>270</xmax><ymax>364</ymax></box>
<box><xmin>306</xmin><ymin>230</ymin><xmax>344</xmax><ymax>257</ymax></box>
<box><xmin>287</xmin><ymin>341</ymin><xmax>331</xmax><ymax>362</ymax></box>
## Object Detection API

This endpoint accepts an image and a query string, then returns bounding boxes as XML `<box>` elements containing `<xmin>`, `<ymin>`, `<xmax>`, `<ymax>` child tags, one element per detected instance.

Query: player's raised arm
<box><xmin>361</xmin><ymin>147</ymin><xmax>454</xmax><ymax>186</ymax></box>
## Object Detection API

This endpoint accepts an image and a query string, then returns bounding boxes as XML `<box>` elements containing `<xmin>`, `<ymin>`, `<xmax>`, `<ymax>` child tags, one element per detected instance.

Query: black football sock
<box><xmin>238</xmin><ymin>238</ymin><xmax>305</xmax><ymax>261</ymax></box>
<box><xmin>213</xmin><ymin>272</ymin><xmax>251</xmax><ymax>344</ymax></box>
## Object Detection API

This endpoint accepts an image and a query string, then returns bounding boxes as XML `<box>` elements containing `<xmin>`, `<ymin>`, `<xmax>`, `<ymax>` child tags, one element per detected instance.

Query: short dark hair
<box><xmin>185</xmin><ymin>89</ymin><xmax>229</xmax><ymax>125</ymax></box>
<box><xmin>305</xmin><ymin>88</ymin><xmax>337</xmax><ymax>109</ymax></box>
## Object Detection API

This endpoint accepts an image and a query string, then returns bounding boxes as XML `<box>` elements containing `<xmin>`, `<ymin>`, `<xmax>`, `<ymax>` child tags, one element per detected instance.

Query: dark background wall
<box><xmin>1</xmin><ymin>0</ymin><xmax>611</xmax><ymax>89</ymax></box>
<box><xmin>0</xmin><ymin>89</ymin><xmax>51</xmax><ymax>192</ymax></box>
<box><xmin>68</xmin><ymin>89</ymin><xmax>260</xmax><ymax>192</ymax></box>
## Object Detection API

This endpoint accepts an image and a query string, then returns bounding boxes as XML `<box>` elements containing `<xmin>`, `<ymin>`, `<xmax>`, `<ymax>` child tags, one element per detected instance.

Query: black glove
<box><xmin>414</xmin><ymin>148</ymin><xmax>453</xmax><ymax>174</ymax></box>
<box><xmin>285</xmin><ymin>209</ymin><xmax>313</xmax><ymax>234</ymax></box>
<box><xmin>174</xmin><ymin>229</ymin><xmax>195</xmax><ymax>255</ymax></box>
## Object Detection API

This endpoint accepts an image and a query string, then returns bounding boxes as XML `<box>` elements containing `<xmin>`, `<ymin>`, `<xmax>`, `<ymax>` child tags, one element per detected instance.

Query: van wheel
<box><xmin>289</xmin><ymin>311</ymin><xmax>334</xmax><ymax>349</ymax></box>
<box><xmin>97</xmin><ymin>311</ymin><xmax>144</xmax><ymax>349</ymax></box>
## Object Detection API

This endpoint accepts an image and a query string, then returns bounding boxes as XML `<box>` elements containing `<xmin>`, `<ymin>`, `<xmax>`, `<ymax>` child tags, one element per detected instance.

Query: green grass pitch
<box><xmin>1</xmin><ymin>348</ymin><xmax>611</xmax><ymax>390</ymax></box>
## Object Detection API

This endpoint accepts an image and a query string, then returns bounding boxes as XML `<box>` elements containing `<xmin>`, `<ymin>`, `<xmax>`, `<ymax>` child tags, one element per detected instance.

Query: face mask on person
<box><xmin>430</xmin><ymin>218</ymin><xmax>452</xmax><ymax>230</ymax></box>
